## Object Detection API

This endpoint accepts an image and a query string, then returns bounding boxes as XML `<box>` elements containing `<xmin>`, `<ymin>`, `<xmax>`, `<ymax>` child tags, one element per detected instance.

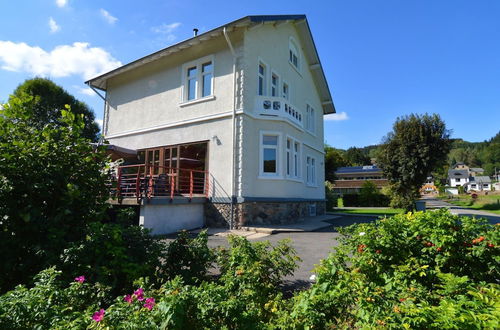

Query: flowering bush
<box><xmin>274</xmin><ymin>209</ymin><xmax>499</xmax><ymax>328</ymax></box>
<box><xmin>60</xmin><ymin>221</ymin><xmax>165</xmax><ymax>295</ymax></box>
<box><xmin>0</xmin><ymin>268</ymin><xmax>109</xmax><ymax>329</ymax></box>
<box><xmin>1</xmin><ymin>210</ymin><xmax>497</xmax><ymax>328</ymax></box>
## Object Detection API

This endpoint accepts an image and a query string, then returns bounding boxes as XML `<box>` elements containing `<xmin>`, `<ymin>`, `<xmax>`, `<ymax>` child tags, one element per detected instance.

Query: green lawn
<box><xmin>443</xmin><ymin>194</ymin><xmax>500</xmax><ymax>214</ymax></box>
<box><xmin>331</xmin><ymin>208</ymin><xmax>404</xmax><ymax>216</ymax></box>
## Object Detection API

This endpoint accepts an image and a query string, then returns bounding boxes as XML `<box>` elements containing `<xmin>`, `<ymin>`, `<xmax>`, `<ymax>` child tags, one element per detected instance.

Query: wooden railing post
<box><xmin>189</xmin><ymin>170</ymin><xmax>193</xmax><ymax>199</ymax></box>
<box><xmin>170</xmin><ymin>174</ymin><xmax>175</xmax><ymax>200</ymax></box>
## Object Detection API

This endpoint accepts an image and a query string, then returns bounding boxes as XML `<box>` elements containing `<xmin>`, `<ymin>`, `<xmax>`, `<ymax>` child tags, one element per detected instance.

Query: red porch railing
<box><xmin>112</xmin><ymin>164</ymin><xmax>209</xmax><ymax>202</ymax></box>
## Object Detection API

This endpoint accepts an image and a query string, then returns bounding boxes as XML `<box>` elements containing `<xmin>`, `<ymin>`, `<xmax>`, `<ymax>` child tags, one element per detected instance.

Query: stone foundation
<box><xmin>204</xmin><ymin>200</ymin><xmax>325</xmax><ymax>228</ymax></box>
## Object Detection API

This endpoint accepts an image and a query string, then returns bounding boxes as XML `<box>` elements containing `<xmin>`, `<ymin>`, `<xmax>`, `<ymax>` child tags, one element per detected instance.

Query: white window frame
<box><xmin>258</xmin><ymin>60</ymin><xmax>268</xmax><ymax>96</ymax></box>
<box><xmin>282</xmin><ymin>80</ymin><xmax>289</xmax><ymax>100</ymax></box>
<box><xmin>180</xmin><ymin>55</ymin><xmax>215</xmax><ymax>104</ymax></box>
<box><xmin>259</xmin><ymin>131</ymin><xmax>283</xmax><ymax>179</ymax></box>
<box><xmin>305</xmin><ymin>104</ymin><xmax>315</xmax><ymax>134</ymax></box>
<box><xmin>289</xmin><ymin>37</ymin><xmax>301</xmax><ymax>73</ymax></box>
<box><xmin>306</xmin><ymin>155</ymin><xmax>317</xmax><ymax>186</ymax></box>
<box><xmin>271</xmin><ymin>71</ymin><xmax>280</xmax><ymax>97</ymax></box>
<box><xmin>285</xmin><ymin>135</ymin><xmax>302</xmax><ymax>181</ymax></box>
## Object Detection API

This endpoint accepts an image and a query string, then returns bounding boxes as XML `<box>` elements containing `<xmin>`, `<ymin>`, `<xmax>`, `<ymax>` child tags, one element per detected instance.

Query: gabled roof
<box><xmin>469</xmin><ymin>176</ymin><xmax>491</xmax><ymax>184</ymax></box>
<box><xmin>85</xmin><ymin>15</ymin><xmax>335</xmax><ymax>114</ymax></box>
<box><xmin>470</xmin><ymin>168</ymin><xmax>484</xmax><ymax>172</ymax></box>
<box><xmin>448</xmin><ymin>169</ymin><xmax>468</xmax><ymax>178</ymax></box>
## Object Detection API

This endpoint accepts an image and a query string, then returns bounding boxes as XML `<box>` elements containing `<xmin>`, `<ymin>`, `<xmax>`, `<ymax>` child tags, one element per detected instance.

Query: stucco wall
<box><xmin>104</xmin><ymin>32</ymin><xmax>243</xmax><ymax>137</ymax></box>
<box><xmin>140</xmin><ymin>203</ymin><xmax>204</xmax><ymax>235</ymax></box>
<box><xmin>235</xmin><ymin>22</ymin><xmax>325</xmax><ymax>200</ymax></box>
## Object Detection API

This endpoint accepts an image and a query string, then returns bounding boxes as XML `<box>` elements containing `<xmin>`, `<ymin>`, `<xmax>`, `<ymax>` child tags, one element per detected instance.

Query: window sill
<box><xmin>179</xmin><ymin>95</ymin><xmax>216</xmax><ymax>107</ymax></box>
<box><xmin>286</xmin><ymin>177</ymin><xmax>303</xmax><ymax>183</ymax></box>
<box><xmin>306</xmin><ymin>183</ymin><xmax>318</xmax><ymax>188</ymax></box>
<box><xmin>258</xmin><ymin>175</ymin><xmax>284</xmax><ymax>180</ymax></box>
<box><xmin>289</xmin><ymin>61</ymin><xmax>302</xmax><ymax>77</ymax></box>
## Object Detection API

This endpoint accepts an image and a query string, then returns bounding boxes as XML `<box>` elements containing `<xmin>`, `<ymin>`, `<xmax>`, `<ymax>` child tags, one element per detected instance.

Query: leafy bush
<box><xmin>0</xmin><ymin>237</ymin><xmax>299</xmax><ymax>329</ymax></box>
<box><xmin>325</xmin><ymin>181</ymin><xmax>338</xmax><ymax>210</ymax></box>
<box><xmin>0</xmin><ymin>95</ymin><xmax>109</xmax><ymax>292</ymax></box>
<box><xmin>161</xmin><ymin>230</ymin><xmax>214</xmax><ymax>285</ymax></box>
<box><xmin>276</xmin><ymin>209</ymin><xmax>499</xmax><ymax>328</ymax></box>
<box><xmin>60</xmin><ymin>221</ymin><xmax>165</xmax><ymax>295</ymax></box>
<box><xmin>0</xmin><ymin>268</ymin><xmax>109</xmax><ymax>329</ymax></box>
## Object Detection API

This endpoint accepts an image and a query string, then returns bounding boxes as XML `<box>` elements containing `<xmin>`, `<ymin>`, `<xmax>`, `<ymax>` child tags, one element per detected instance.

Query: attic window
<box><xmin>289</xmin><ymin>38</ymin><xmax>300</xmax><ymax>71</ymax></box>
<box><xmin>182</xmin><ymin>55</ymin><xmax>214</xmax><ymax>103</ymax></box>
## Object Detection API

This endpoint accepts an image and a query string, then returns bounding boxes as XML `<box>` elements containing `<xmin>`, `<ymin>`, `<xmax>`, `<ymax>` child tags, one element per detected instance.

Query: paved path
<box><xmin>423</xmin><ymin>197</ymin><xmax>500</xmax><ymax>224</ymax></box>
<box><xmin>197</xmin><ymin>215</ymin><xmax>379</xmax><ymax>292</ymax></box>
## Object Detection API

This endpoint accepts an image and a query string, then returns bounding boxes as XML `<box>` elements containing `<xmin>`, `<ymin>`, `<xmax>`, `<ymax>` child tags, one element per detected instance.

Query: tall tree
<box><xmin>345</xmin><ymin>147</ymin><xmax>371</xmax><ymax>166</ymax></box>
<box><xmin>324</xmin><ymin>145</ymin><xmax>350</xmax><ymax>181</ymax></box>
<box><xmin>0</xmin><ymin>94</ymin><xmax>108</xmax><ymax>292</ymax></box>
<box><xmin>377</xmin><ymin>114</ymin><xmax>451</xmax><ymax>210</ymax></box>
<box><xmin>10</xmin><ymin>78</ymin><xmax>100</xmax><ymax>141</ymax></box>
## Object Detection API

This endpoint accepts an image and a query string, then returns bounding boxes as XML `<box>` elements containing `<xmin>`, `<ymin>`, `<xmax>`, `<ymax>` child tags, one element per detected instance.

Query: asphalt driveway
<box><xmin>203</xmin><ymin>215</ymin><xmax>379</xmax><ymax>292</ymax></box>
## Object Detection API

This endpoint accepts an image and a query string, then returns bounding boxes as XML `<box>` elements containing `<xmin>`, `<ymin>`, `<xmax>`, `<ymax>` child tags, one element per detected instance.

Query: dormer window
<box><xmin>289</xmin><ymin>38</ymin><xmax>300</xmax><ymax>71</ymax></box>
<box><xmin>182</xmin><ymin>55</ymin><xmax>214</xmax><ymax>103</ymax></box>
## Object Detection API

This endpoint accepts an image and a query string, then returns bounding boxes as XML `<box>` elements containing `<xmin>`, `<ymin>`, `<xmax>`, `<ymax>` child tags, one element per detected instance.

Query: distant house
<box><xmin>332</xmin><ymin>165</ymin><xmax>388</xmax><ymax>194</ymax></box>
<box><xmin>447</xmin><ymin>164</ymin><xmax>491</xmax><ymax>193</ymax></box>
<box><xmin>469</xmin><ymin>167</ymin><xmax>485</xmax><ymax>177</ymax></box>
<box><xmin>465</xmin><ymin>176</ymin><xmax>492</xmax><ymax>192</ymax></box>
<box><xmin>453</xmin><ymin>162</ymin><xmax>469</xmax><ymax>170</ymax></box>
<box><xmin>448</xmin><ymin>169</ymin><xmax>469</xmax><ymax>188</ymax></box>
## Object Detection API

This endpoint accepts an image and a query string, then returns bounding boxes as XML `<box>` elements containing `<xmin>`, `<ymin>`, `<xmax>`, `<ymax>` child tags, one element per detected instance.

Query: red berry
<box><xmin>436</xmin><ymin>247</ymin><xmax>442</xmax><ymax>252</ymax></box>
<box><xmin>426</xmin><ymin>242</ymin><xmax>434</xmax><ymax>247</ymax></box>
<box><xmin>478</xmin><ymin>236</ymin><xmax>485</xmax><ymax>242</ymax></box>
<box><xmin>488</xmin><ymin>243</ymin><xmax>495</xmax><ymax>248</ymax></box>
<box><xmin>375</xmin><ymin>250</ymin><xmax>382</xmax><ymax>254</ymax></box>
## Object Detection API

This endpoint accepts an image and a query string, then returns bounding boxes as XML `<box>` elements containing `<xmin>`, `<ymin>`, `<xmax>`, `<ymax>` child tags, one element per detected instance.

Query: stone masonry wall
<box><xmin>204</xmin><ymin>200</ymin><xmax>325</xmax><ymax>228</ymax></box>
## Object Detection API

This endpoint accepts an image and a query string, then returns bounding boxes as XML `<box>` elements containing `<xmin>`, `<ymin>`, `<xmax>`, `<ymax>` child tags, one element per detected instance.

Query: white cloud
<box><xmin>74</xmin><ymin>85</ymin><xmax>95</xmax><ymax>96</ymax></box>
<box><xmin>100</xmin><ymin>9</ymin><xmax>118</xmax><ymax>25</ymax></box>
<box><xmin>151</xmin><ymin>22</ymin><xmax>181</xmax><ymax>42</ymax></box>
<box><xmin>324</xmin><ymin>111</ymin><xmax>349</xmax><ymax>121</ymax></box>
<box><xmin>49</xmin><ymin>17</ymin><xmax>60</xmax><ymax>33</ymax></box>
<box><xmin>95</xmin><ymin>118</ymin><xmax>103</xmax><ymax>128</ymax></box>
<box><xmin>0</xmin><ymin>41</ymin><xmax>122</xmax><ymax>80</ymax></box>
<box><xmin>55</xmin><ymin>0</ymin><xmax>67</xmax><ymax>8</ymax></box>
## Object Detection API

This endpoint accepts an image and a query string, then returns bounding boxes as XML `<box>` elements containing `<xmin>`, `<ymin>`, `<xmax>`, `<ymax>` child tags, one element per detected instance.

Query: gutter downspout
<box><xmin>86</xmin><ymin>82</ymin><xmax>107</xmax><ymax>146</ymax></box>
<box><xmin>223</xmin><ymin>26</ymin><xmax>237</xmax><ymax>230</ymax></box>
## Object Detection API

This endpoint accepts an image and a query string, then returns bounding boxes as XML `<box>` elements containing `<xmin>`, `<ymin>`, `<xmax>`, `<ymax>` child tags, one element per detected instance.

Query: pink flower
<box><xmin>143</xmin><ymin>297</ymin><xmax>155</xmax><ymax>310</ymax></box>
<box><xmin>92</xmin><ymin>309</ymin><xmax>105</xmax><ymax>322</ymax></box>
<box><xmin>74</xmin><ymin>275</ymin><xmax>85</xmax><ymax>283</ymax></box>
<box><xmin>134</xmin><ymin>288</ymin><xmax>144</xmax><ymax>301</ymax></box>
<box><xmin>124</xmin><ymin>294</ymin><xmax>133</xmax><ymax>304</ymax></box>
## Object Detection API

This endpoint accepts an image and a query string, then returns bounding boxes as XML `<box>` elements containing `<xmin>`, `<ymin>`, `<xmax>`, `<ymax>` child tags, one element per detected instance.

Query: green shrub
<box><xmin>325</xmin><ymin>181</ymin><xmax>338</xmax><ymax>210</ymax></box>
<box><xmin>60</xmin><ymin>221</ymin><xmax>165</xmax><ymax>295</ymax></box>
<box><xmin>275</xmin><ymin>209</ymin><xmax>499</xmax><ymax>328</ymax></box>
<box><xmin>0</xmin><ymin>96</ymin><xmax>109</xmax><ymax>292</ymax></box>
<box><xmin>161</xmin><ymin>230</ymin><xmax>214</xmax><ymax>285</ymax></box>
<box><xmin>0</xmin><ymin>268</ymin><xmax>109</xmax><ymax>329</ymax></box>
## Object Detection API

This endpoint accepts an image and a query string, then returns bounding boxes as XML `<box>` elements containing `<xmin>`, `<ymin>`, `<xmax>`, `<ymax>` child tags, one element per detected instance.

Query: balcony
<box><xmin>254</xmin><ymin>96</ymin><xmax>303</xmax><ymax>128</ymax></box>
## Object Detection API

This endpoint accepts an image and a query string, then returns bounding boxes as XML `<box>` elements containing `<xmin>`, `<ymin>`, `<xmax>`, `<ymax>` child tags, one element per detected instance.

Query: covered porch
<box><xmin>108</xmin><ymin>141</ymin><xmax>210</xmax><ymax>204</ymax></box>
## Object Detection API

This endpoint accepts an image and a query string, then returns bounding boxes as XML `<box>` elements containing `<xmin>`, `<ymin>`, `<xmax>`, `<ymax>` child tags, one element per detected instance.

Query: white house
<box><xmin>448</xmin><ymin>169</ymin><xmax>469</xmax><ymax>188</ymax></box>
<box><xmin>465</xmin><ymin>176</ymin><xmax>492</xmax><ymax>192</ymax></box>
<box><xmin>86</xmin><ymin>15</ymin><xmax>335</xmax><ymax>234</ymax></box>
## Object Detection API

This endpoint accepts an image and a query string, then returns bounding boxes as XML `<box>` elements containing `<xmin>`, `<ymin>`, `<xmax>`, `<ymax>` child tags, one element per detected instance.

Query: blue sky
<box><xmin>1</xmin><ymin>0</ymin><xmax>499</xmax><ymax>149</ymax></box>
